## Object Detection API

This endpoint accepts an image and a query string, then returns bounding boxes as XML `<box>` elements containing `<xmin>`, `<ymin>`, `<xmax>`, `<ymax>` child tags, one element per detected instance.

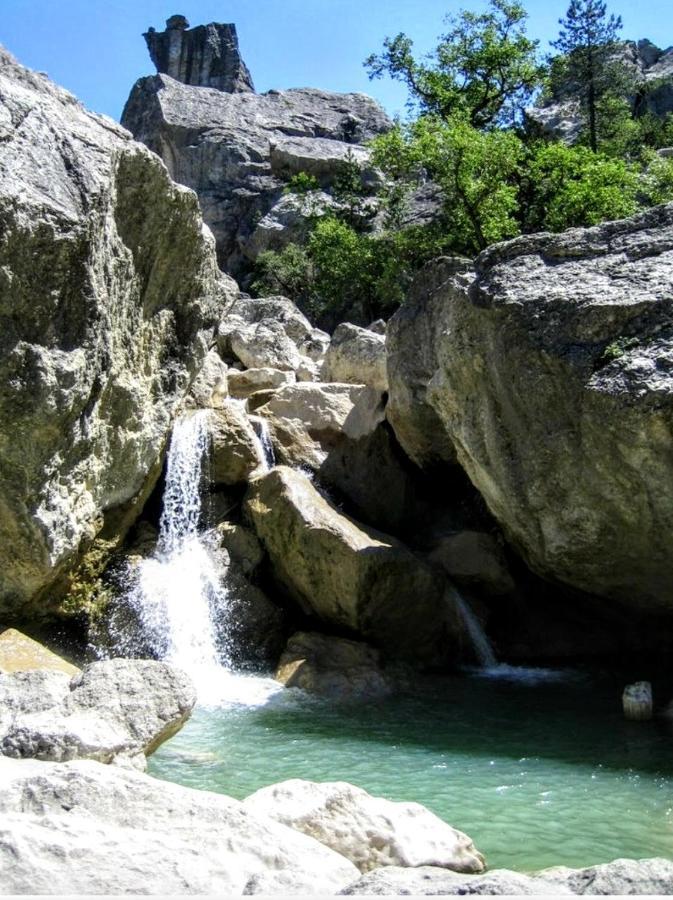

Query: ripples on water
<box><xmin>149</xmin><ymin>665</ymin><xmax>673</xmax><ymax>872</ymax></box>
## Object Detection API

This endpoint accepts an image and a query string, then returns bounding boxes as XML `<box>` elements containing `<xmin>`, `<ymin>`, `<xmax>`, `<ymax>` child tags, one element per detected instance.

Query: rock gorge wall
<box><xmin>0</xmin><ymin>47</ymin><xmax>236</xmax><ymax>619</ymax></box>
<box><xmin>387</xmin><ymin>206</ymin><xmax>673</xmax><ymax>618</ymax></box>
<box><xmin>122</xmin><ymin>18</ymin><xmax>391</xmax><ymax>277</ymax></box>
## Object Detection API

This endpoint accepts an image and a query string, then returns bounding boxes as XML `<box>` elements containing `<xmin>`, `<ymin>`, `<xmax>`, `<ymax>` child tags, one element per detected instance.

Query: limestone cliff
<box><xmin>0</xmin><ymin>48</ymin><xmax>237</xmax><ymax>620</ymax></box>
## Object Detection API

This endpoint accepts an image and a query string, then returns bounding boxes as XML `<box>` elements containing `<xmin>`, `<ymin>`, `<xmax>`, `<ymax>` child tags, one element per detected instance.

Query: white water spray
<box><xmin>249</xmin><ymin>414</ymin><xmax>276</xmax><ymax>470</ymax></box>
<box><xmin>451</xmin><ymin>587</ymin><xmax>498</xmax><ymax>668</ymax></box>
<box><xmin>122</xmin><ymin>410</ymin><xmax>280</xmax><ymax>707</ymax></box>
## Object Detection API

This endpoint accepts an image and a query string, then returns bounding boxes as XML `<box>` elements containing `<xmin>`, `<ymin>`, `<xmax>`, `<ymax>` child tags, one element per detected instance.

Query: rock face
<box><xmin>0</xmin><ymin>757</ymin><xmax>359</xmax><ymax>894</ymax></box>
<box><xmin>244</xmin><ymin>780</ymin><xmax>485</xmax><ymax>874</ymax></box>
<box><xmin>324</xmin><ymin>323</ymin><xmax>388</xmax><ymax>391</ymax></box>
<box><xmin>275</xmin><ymin>632</ymin><xmax>392</xmax><ymax>699</ymax></box>
<box><xmin>121</xmin><ymin>46</ymin><xmax>391</xmax><ymax>275</ymax></box>
<box><xmin>529</xmin><ymin>39</ymin><xmax>673</xmax><ymax>141</ymax></box>
<box><xmin>0</xmin><ymin>48</ymin><xmax>234</xmax><ymax>620</ymax></box>
<box><xmin>388</xmin><ymin>206</ymin><xmax>673</xmax><ymax>614</ymax></box>
<box><xmin>144</xmin><ymin>16</ymin><xmax>254</xmax><ymax>93</ymax></box>
<box><xmin>0</xmin><ymin>628</ymin><xmax>79</xmax><ymax>676</ymax></box>
<box><xmin>0</xmin><ymin>659</ymin><xmax>195</xmax><ymax>769</ymax></box>
<box><xmin>244</xmin><ymin>467</ymin><xmax>455</xmax><ymax>664</ymax></box>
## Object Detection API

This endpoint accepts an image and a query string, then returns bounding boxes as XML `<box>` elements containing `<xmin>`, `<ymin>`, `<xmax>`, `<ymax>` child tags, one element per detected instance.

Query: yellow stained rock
<box><xmin>0</xmin><ymin>628</ymin><xmax>80</xmax><ymax>676</ymax></box>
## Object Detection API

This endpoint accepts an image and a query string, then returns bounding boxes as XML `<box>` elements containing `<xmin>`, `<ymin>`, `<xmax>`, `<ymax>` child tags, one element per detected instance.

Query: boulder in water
<box><xmin>0</xmin><ymin>659</ymin><xmax>195</xmax><ymax>769</ymax></box>
<box><xmin>275</xmin><ymin>632</ymin><xmax>392</xmax><ymax>700</ymax></box>
<box><xmin>244</xmin><ymin>467</ymin><xmax>456</xmax><ymax>665</ymax></box>
<box><xmin>0</xmin><ymin>757</ymin><xmax>359</xmax><ymax>894</ymax></box>
<box><xmin>244</xmin><ymin>779</ymin><xmax>485</xmax><ymax>874</ymax></box>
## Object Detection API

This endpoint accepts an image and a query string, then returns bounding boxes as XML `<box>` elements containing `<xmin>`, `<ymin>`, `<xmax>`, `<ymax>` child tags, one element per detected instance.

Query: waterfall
<box><xmin>123</xmin><ymin>411</ymin><xmax>232</xmax><ymax>697</ymax></box>
<box><xmin>451</xmin><ymin>587</ymin><xmax>498</xmax><ymax>668</ymax></box>
<box><xmin>249</xmin><ymin>414</ymin><xmax>276</xmax><ymax>470</ymax></box>
<box><xmin>118</xmin><ymin>409</ymin><xmax>281</xmax><ymax>707</ymax></box>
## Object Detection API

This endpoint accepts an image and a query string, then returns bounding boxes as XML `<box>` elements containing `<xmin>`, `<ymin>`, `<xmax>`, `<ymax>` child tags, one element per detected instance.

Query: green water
<box><xmin>149</xmin><ymin>666</ymin><xmax>673</xmax><ymax>872</ymax></box>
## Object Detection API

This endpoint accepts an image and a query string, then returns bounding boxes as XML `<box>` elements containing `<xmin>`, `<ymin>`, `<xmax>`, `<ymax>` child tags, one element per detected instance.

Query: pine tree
<box><xmin>551</xmin><ymin>0</ymin><xmax>623</xmax><ymax>152</ymax></box>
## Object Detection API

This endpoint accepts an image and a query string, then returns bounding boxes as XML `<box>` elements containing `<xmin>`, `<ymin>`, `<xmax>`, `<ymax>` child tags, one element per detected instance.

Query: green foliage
<box><xmin>371</xmin><ymin>115</ymin><xmax>524</xmax><ymax>253</ymax></box>
<box><xmin>365</xmin><ymin>0</ymin><xmax>541</xmax><ymax>128</ymax></box>
<box><xmin>640</xmin><ymin>153</ymin><xmax>673</xmax><ymax>206</ymax></box>
<box><xmin>600</xmin><ymin>336</ymin><xmax>639</xmax><ymax>364</ymax></box>
<box><xmin>284</xmin><ymin>171</ymin><xmax>320</xmax><ymax>194</ymax></box>
<box><xmin>525</xmin><ymin>142</ymin><xmax>639</xmax><ymax>231</ymax></box>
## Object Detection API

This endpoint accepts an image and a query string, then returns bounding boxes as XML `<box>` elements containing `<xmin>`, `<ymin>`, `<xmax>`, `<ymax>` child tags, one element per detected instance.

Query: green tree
<box><xmin>371</xmin><ymin>115</ymin><xmax>525</xmax><ymax>253</ymax></box>
<box><xmin>364</xmin><ymin>0</ymin><xmax>541</xmax><ymax>128</ymax></box>
<box><xmin>524</xmin><ymin>142</ymin><xmax>639</xmax><ymax>231</ymax></box>
<box><xmin>550</xmin><ymin>0</ymin><xmax>624</xmax><ymax>152</ymax></box>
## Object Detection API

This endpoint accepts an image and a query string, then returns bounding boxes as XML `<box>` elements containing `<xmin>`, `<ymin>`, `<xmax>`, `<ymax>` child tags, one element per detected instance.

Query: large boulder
<box><xmin>0</xmin><ymin>659</ymin><xmax>195</xmax><ymax>769</ymax></box>
<box><xmin>244</xmin><ymin>779</ymin><xmax>485</xmax><ymax>874</ymax></box>
<box><xmin>275</xmin><ymin>631</ymin><xmax>392</xmax><ymax>700</ymax></box>
<box><xmin>324</xmin><ymin>322</ymin><xmax>388</xmax><ymax>391</ymax></box>
<box><xmin>388</xmin><ymin>206</ymin><xmax>673</xmax><ymax>614</ymax></box>
<box><xmin>0</xmin><ymin>757</ymin><xmax>359</xmax><ymax>894</ymax></box>
<box><xmin>121</xmin><ymin>63</ymin><xmax>391</xmax><ymax>276</ymax></box>
<box><xmin>0</xmin><ymin>49</ymin><xmax>234</xmax><ymax>620</ymax></box>
<box><xmin>256</xmin><ymin>383</ymin><xmax>386</xmax><ymax>470</ymax></box>
<box><xmin>0</xmin><ymin>628</ymin><xmax>79</xmax><ymax>676</ymax></box>
<box><xmin>244</xmin><ymin>467</ymin><xmax>455</xmax><ymax>664</ymax></box>
<box><xmin>208</xmin><ymin>402</ymin><xmax>266</xmax><ymax>485</ymax></box>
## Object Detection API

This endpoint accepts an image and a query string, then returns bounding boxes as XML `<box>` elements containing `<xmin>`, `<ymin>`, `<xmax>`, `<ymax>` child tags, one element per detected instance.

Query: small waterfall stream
<box><xmin>451</xmin><ymin>587</ymin><xmax>498</xmax><ymax>668</ymax></box>
<box><xmin>122</xmin><ymin>410</ymin><xmax>279</xmax><ymax>706</ymax></box>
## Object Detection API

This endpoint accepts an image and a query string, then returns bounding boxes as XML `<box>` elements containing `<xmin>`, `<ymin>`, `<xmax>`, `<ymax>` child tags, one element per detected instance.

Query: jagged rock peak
<box><xmin>144</xmin><ymin>15</ymin><xmax>255</xmax><ymax>93</ymax></box>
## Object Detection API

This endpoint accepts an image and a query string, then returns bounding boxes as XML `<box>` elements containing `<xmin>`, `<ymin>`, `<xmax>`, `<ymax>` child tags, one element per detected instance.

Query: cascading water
<box><xmin>121</xmin><ymin>410</ymin><xmax>280</xmax><ymax>706</ymax></box>
<box><xmin>248</xmin><ymin>414</ymin><xmax>276</xmax><ymax>469</ymax></box>
<box><xmin>451</xmin><ymin>586</ymin><xmax>498</xmax><ymax>668</ymax></box>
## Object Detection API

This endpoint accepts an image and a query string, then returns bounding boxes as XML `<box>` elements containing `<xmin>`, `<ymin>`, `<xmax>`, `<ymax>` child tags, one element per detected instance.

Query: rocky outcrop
<box><xmin>529</xmin><ymin>39</ymin><xmax>673</xmax><ymax>141</ymax></box>
<box><xmin>121</xmin><ymin>46</ymin><xmax>391</xmax><ymax>275</ymax></box>
<box><xmin>0</xmin><ymin>659</ymin><xmax>195</xmax><ymax>769</ymax></box>
<box><xmin>144</xmin><ymin>16</ymin><xmax>254</xmax><ymax>93</ymax></box>
<box><xmin>208</xmin><ymin>402</ymin><xmax>266</xmax><ymax>485</ymax></box>
<box><xmin>275</xmin><ymin>632</ymin><xmax>392</xmax><ymax>699</ymax></box>
<box><xmin>387</xmin><ymin>206</ymin><xmax>673</xmax><ymax>615</ymax></box>
<box><xmin>244</xmin><ymin>467</ymin><xmax>456</xmax><ymax>664</ymax></box>
<box><xmin>0</xmin><ymin>757</ymin><xmax>359</xmax><ymax>894</ymax></box>
<box><xmin>244</xmin><ymin>779</ymin><xmax>485</xmax><ymax>874</ymax></box>
<box><xmin>0</xmin><ymin>48</ymin><xmax>235</xmax><ymax>621</ymax></box>
<box><xmin>324</xmin><ymin>323</ymin><xmax>388</xmax><ymax>391</ymax></box>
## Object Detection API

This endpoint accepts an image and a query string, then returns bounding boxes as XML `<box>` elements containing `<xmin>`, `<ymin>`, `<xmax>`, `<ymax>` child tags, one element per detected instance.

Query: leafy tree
<box><xmin>640</xmin><ymin>152</ymin><xmax>673</xmax><ymax>206</ymax></box>
<box><xmin>371</xmin><ymin>115</ymin><xmax>525</xmax><ymax>253</ymax></box>
<box><xmin>550</xmin><ymin>0</ymin><xmax>624</xmax><ymax>152</ymax></box>
<box><xmin>524</xmin><ymin>142</ymin><xmax>639</xmax><ymax>231</ymax></box>
<box><xmin>364</xmin><ymin>0</ymin><xmax>541</xmax><ymax>128</ymax></box>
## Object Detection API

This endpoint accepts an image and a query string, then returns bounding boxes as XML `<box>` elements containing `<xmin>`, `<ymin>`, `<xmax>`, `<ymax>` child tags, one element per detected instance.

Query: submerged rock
<box><xmin>244</xmin><ymin>779</ymin><xmax>485</xmax><ymax>874</ymax></box>
<box><xmin>244</xmin><ymin>467</ymin><xmax>455</xmax><ymax>665</ymax></box>
<box><xmin>0</xmin><ymin>757</ymin><xmax>359</xmax><ymax>894</ymax></box>
<box><xmin>388</xmin><ymin>207</ymin><xmax>673</xmax><ymax>614</ymax></box>
<box><xmin>275</xmin><ymin>631</ymin><xmax>392</xmax><ymax>700</ymax></box>
<box><xmin>0</xmin><ymin>659</ymin><xmax>195</xmax><ymax>769</ymax></box>
<box><xmin>0</xmin><ymin>48</ymin><xmax>234</xmax><ymax>620</ymax></box>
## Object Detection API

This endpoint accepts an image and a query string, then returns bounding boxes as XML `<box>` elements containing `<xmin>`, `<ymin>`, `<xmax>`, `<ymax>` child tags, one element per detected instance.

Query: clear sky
<box><xmin>1</xmin><ymin>0</ymin><xmax>672</xmax><ymax>122</ymax></box>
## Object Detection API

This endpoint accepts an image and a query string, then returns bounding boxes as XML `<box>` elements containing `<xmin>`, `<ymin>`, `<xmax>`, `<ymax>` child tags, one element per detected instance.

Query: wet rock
<box><xmin>0</xmin><ymin>757</ymin><xmax>359</xmax><ymax>894</ymax></box>
<box><xmin>324</xmin><ymin>323</ymin><xmax>388</xmax><ymax>391</ymax></box>
<box><xmin>0</xmin><ymin>659</ymin><xmax>195</xmax><ymax>769</ymax></box>
<box><xmin>144</xmin><ymin>17</ymin><xmax>254</xmax><ymax>93</ymax></box>
<box><xmin>275</xmin><ymin>632</ymin><xmax>392</xmax><ymax>699</ymax></box>
<box><xmin>0</xmin><ymin>628</ymin><xmax>79</xmax><ymax>676</ymax></box>
<box><xmin>388</xmin><ymin>207</ymin><xmax>673</xmax><ymax>613</ymax></box>
<box><xmin>213</xmin><ymin>521</ymin><xmax>264</xmax><ymax>577</ymax></box>
<box><xmin>244</xmin><ymin>467</ymin><xmax>455</xmax><ymax>664</ymax></box>
<box><xmin>0</xmin><ymin>49</ymin><xmax>234</xmax><ymax>619</ymax></box>
<box><xmin>244</xmin><ymin>779</ymin><xmax>485</xmax><ymax>874</ymax></box>
<box><xmin>208</xmin><ymin>403</ymin><xmax>265</xmax><ymax>486</ymax></box>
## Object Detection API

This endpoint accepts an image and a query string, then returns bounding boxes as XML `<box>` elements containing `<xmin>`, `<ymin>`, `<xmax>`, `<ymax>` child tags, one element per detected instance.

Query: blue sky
<box><xmin>2</xmin><ymin>0</ymin><xmax>672</xmax><ymax>122</ymax></box>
